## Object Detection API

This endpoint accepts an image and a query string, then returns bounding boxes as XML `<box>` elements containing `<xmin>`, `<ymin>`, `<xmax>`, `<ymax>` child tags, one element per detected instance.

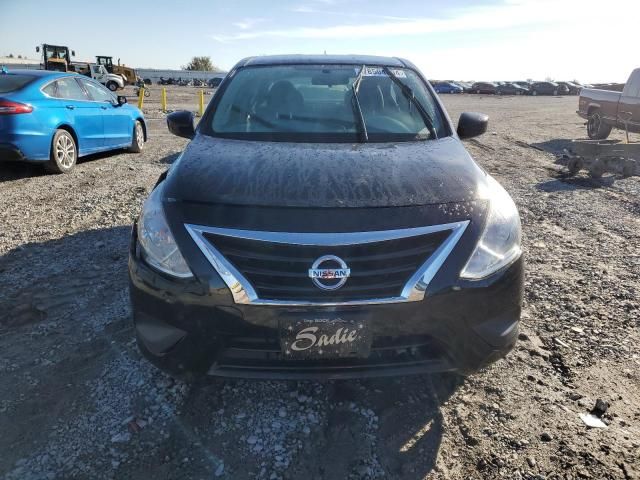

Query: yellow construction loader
<box><xmin>36</xmin><ymin>44</ymin><xmax>76</xmax><ymax>72</ymax></box>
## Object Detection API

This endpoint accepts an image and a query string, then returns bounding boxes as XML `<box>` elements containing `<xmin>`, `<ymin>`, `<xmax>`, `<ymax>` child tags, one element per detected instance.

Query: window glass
<box><xmin>208</xmin><ymin>65</ymin><xmax>447</xmax><ymax>142</ymax></box>
<box><xmin>42</xmin><ymin>82</ymin><xmax>57</xmax><ymax>97</ymax></box>
<box><xmin>0</xmin><ymin>74</ymin><xmax>36</xmax><ymax>93</ymax></box>
<box><xmin>623</xmin><ymin>71</ymin><xmax>640</xmax><ymax>97</ymax></box>
<box><xmin>56</xmin><ymin>77</ymin><xmax>88</xmax><ymax>100</ymax></box>
<box><xmin>81</xmin><ymin>79</ymin><xmax>114</xmax><ymax>102</ymax></box>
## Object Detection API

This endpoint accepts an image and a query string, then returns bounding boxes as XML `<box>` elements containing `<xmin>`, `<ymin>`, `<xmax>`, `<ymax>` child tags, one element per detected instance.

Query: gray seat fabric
<box><xmin>357</xmin><ymin>81</ymin><xmax>385</xmax><ymax>115</ymax></box>
<box><xmin>266</xmin><ymin>80</ymin><xmax>304</xmax><ymax>118</ymax></box>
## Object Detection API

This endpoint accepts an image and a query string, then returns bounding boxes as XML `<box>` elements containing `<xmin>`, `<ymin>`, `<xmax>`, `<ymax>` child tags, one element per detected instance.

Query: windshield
<box><xmin>0</xmin><ymin>74</ymin><xmax>36</xmax><ymax>93</ymax></box>
<box><xmin>206</xmin><ymin>64</ymin><xmax>447</xmax><ymax>142</ymax></box>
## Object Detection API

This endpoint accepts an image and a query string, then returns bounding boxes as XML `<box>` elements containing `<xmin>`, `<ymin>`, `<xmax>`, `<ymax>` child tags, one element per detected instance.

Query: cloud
<box><xmin>211</xmin><ymin>0</ymin><xmax>637</xmax><ymax>43</ymax></box>
<box><xmin>289</xmin><ymin>4</ymin><xmax>414</xmax><ymax>21</ymax></box>
<box><xmin>212</xmin><ymin>1</ymin><xmax>552</xmax><ymax>42</ymax></box>
<box><xmin>231</xmin><ymin>17</ymin><xmax>266</xmax><ymax>30</ymax></box>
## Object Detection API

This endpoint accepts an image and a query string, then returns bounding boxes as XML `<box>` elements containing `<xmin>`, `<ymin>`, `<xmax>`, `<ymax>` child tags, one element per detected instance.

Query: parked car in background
<box><xmin>432</xmin><ymin>81</ymin><xmax>463</xmax><ymax>94</ymax></box>
<box><xmin>130</xmin><ymin>54</ymin><xmax>523</xmax><ymax>380</ymax></box>
<box><xmin>513</xmin><ymin>81</ymin><xmax>532</xmax><ymax>90</ymax></box>
<box><xmin>471</xmin><ymin>82</ymin><xmax>497</xmax><ymax>94</ymax></box>
<box><xmin>529</xmin><ymin>81</ymin><xmax>569</xmax><ymax>96</ymax></box>
<box><xmin>557</xmin><ymin>81</ymin><xmax>581</xmax><ymax>95</ymax></box>
<box><xmin>208</xmin><ymin>77</ymin><xmax>223</xmax><ymax>88</ymax></box>
<box><xmin>496</xmin><ymin>82</ymin><xmax>529</xmax><ymax>95</ymax></box>
<box><xmin>591</xmin><ymin>83</ymin><xmax>625</xmax><ymax>92</ymax></box>
<box><xmin>0</xmin><ymin>69</ymin><xmax>146</xmax><ymax>173</ymax></box>
<box><xmin>456</xmin><ymin>81</ymin><xmax>475</xmax><ymax>93</ymax></box>
<box><xmin>577</xmin><ymin>68</ymin><xmax>640</xmax><ymax>139</ymax></box>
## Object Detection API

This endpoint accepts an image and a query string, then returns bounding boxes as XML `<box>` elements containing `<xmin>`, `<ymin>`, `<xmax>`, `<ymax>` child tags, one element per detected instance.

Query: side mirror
<box><xmin>71</xmin><ymin>50</ymin><xmax>76</xmax><ymax>57</ymax></box>
<box><xmin>116</xmin><ymin>95</ymin><xmax>127</xmax><ymax>106</ymax></box>
<box><xmin>36</xmin><ymin>46</ymin><xmax>40</xmax><ymax>53</ymax></box>
<box><xmin>457</xmin><ymin>112</ymin><xmax>489</xmax><ymax>139</ymax></box>
<box><xmin>167</xmin><ymin>110</ymin><xmax>195</xmax><ymax>139</ymax></box>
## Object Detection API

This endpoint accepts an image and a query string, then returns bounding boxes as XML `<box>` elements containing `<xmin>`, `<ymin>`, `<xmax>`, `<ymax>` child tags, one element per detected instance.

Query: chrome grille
<box><xmin>185</xmin><ymin>222</ymin><xmax>469</xmax><ymax>306</ymax></box>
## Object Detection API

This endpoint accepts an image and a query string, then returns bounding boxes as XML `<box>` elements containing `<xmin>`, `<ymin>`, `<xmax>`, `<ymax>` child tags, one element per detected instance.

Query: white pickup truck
<box><xmin>75</xmin><ymin>63</ymin><xmax>125</xmax><ymax>91</ymax></box>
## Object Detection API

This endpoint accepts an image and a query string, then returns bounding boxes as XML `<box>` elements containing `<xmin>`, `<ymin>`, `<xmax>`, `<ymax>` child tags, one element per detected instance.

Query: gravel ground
<box><xmin>0</xmin><ymin>87</ymin><xmax>638</xmax><ymax>479</ymax></box>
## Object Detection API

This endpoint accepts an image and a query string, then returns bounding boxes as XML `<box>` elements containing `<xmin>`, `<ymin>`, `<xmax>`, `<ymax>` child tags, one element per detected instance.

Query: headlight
<box><xmin>461</xmin><ymin>175</ymin><xmax>521</xmax><ymax>279</ymax></box>
<box><xmin>137</xmin><ymin>185</ymin><xmax>193</xmax><ymax>278</ymax></box>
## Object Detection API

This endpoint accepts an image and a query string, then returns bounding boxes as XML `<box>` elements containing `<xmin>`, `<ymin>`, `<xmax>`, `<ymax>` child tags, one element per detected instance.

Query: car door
<box><xmin>54</xmin><ymin>76</ymin><xmax>104</xmax><ymax>153</ymax></box>
<box><xmin>90</xmin><ymin>65</ymin><xmax>107</xmax><ymax>85</ymax></box>
<box><xmin>80</xmin><ymin>78</ymin><xmax>132</xmax><ymax>148</ymax></box>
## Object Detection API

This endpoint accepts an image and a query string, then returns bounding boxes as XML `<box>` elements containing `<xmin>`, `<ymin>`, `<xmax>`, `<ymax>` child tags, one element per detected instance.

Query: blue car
<box><xmin>432</xmin><ymin>81</ymin><xmax>463</xmax><ymax>94</ymax></box>
<box><xmin>0</xmin><ymin>68</ymin><xmax>146</xmax><ymax>173</ymax></box>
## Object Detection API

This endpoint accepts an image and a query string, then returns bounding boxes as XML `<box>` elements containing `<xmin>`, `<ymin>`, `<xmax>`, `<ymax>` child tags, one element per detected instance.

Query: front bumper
<box><xmin>128</xmin><ymin>235</ymin><xmax>524</xmax><ymax>380</ymax></box>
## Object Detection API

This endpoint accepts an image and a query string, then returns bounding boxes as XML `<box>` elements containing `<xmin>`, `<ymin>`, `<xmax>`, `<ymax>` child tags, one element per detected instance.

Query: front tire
<box><xmin>130</xmin><ymin>120</ymin><xmax>145</xmax><ymax>153</ymax></box>
<box><xmin>532</xmin><ymin>90</ymin><xmax>538</xmax><ymax>96</ymax></box>
<box><xmin>106</xmin><ymin>81</ymin><xmax>118</xmax><ymax>92</ymax></box>
<box><xmin>587</xmin><ymin>111</ymin><xmax>612</xmax><ymax>140</ymax></box>
<box><xmin>45</xmin><ymin>129</ymin><xmax>77</xmax><ymax>174</ymax></box>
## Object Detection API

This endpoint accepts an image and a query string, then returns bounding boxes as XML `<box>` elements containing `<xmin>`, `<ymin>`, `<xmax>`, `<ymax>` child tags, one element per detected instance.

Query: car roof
<box><xmin>235</xmin><ymin>54</ymin><xmax>410</xmax><ymax>69</ymax></box>
<box><xmin>1</xmin><ymin>68</ymin><xmax>69</xmax><ymax>78</ymax></box>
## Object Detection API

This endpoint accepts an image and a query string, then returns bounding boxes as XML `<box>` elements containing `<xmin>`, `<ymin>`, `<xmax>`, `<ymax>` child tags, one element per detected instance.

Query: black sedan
<box><xmin>470</xmin><ymin>82</ymin><xmax>498</xmax><ymax>94</ymax></box>
<box><xmin>496</xmin><ymin>83</ymin><xmax>529</xmax><ymax>95</ymax></box>
<box><xmin>556</xmin><ymin>81</ymin><xmax>581</xmax><ymax>95</ymax></box>
<box><xmin>530</xmin><ymin>81</ymin><xmax>570</xmax><ymax>96</ymax></box>
<box><xmin>129</xmin><ymin>55</ymin><xmax>524</xmax><ymax>380</ymax></box>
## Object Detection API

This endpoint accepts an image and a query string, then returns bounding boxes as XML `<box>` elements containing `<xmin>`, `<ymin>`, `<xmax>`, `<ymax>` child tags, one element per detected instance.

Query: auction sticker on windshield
<box><xmin>362</xmin><ymin>66</ymin><xmax>406</xmax><ymax>77</ymax></box>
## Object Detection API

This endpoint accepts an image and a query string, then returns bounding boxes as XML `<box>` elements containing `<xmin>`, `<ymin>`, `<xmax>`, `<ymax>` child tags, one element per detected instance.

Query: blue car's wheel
<box><xmin>45</xmin><ymin>129</ymin><xmax>77</xmax><ymax>174</ymax></box>
<box><xmin>129</xmin><ymin>120</ymin><xmax>145</xmax><ymax>153</ymax></box>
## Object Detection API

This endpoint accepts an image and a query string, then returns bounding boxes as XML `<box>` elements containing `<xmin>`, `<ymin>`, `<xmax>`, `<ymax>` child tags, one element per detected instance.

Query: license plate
<box><xmin>280</xmin><ymin>318</ymin><xmax>372</xmax><ymax>359</ymax></box>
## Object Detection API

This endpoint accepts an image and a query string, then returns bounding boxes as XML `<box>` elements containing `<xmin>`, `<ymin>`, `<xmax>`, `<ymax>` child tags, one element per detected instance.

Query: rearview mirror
<box><xmin>167</xmin><ymin>110</ymin><xmax>195</xmax><ymax>139</ymax></box>
<box><xmin>117</xmin><ymin>95</ymin><xmax>127</xmax><ymax>106</ymax></box>
<box><xmin>311</xmin><ymin>72</ymin><xmax>350</xmax><ymax>86</ymax></box>
<box><xmin>457</xmin><ymin>112</ymin><xmax>489</xmax><ymax>139</ymax></box>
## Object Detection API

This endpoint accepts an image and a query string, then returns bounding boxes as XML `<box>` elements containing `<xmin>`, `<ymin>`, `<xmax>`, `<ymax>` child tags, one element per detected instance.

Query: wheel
<box><xmin>129</xmin><ymin>120</ymin><xmax>145</xmax><ymax>153</ymax></box>
<box><xmin>532</xmin><ymin>90</ymin><xmax>537</xmax><ymax>96</ymax></box>
<box><xmin>553</xmin><ymin>89</ymin><xmax>558</xmax><ymax>96</ymax></box>
<box><xmin>144</xmin><ymin>89</ymin><xmax>150</xmax><ymax>98</ymax></box>
<box><xmin>45</xmin><ymin>129</ymin><xmax>77</xmax><ymax>173</ymax></box>
<box><xmin>566</xmin><ymin>157</ymin><xmax>583</xmax><ymax>176</ymax></box>
<box><xmin>622</xmin><ymin>159</ymin><xmax>636</xmax><ymax>177</ymax></box>
<box><xmin>497</xmin><ymin>90</ymin><xmax>502</xmax><ymax>95</ymax></box>
<box><xmin>587</xmin><ymin>110</ymin><xmax>612</xmax><ymax>140</ymax></box>
<box><xmin>106</xmin><ymin>81</ymin><xmax>118</xmax><ymax>92</ymax></box>
<box><xmin>588</xmin><ymin>159</ymin><xmax>605</xmax><ymax>178</ymax></box>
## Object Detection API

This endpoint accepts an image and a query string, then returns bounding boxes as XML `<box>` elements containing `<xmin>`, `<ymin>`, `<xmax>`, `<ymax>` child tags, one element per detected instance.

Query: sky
<box><xmin>2</xmin><ymin>0</ymin><xmax>639</xmax><ymax>83</ymax></box>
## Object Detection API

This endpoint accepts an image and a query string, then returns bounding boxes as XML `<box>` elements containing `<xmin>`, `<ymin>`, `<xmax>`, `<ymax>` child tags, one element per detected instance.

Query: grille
<box><xmin>202</xmin><ymin>230</ymin><xmax>450</xmax><ymax>302</ymax></box>
<box><xmin>209</xmin><ymin>334</ymin><xmax>450</xmax><ymax>379</ymax></box>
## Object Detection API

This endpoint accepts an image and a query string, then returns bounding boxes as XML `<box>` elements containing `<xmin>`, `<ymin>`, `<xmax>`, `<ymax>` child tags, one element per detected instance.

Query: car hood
<box><xmin>163</xmin><ymin>134</ymin><xmax>488</xmax><ymax>208</ymax></box>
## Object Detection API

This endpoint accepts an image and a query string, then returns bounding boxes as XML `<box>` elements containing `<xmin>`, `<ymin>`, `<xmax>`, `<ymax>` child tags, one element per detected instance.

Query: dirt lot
<box><xmin>1</xmin><ymin>87</ymin><xmax>639</xmax><ymax>480</ymax></box>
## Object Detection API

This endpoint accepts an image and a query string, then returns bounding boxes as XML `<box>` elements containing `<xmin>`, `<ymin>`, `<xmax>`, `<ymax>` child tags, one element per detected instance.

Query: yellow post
<box><xmin>198</xmin><ymin>89</ymin><xmax>204</xmax><ymax>117</ymax></box>
<box><xmin>137</xmin><ymin>86</ymin><xmax>144</xmax><ymax>109</ymax></box>
<box><xmin>161</xmin><ymin>87</ymin><xmax>167</xmax><ymax>113</ymax></box>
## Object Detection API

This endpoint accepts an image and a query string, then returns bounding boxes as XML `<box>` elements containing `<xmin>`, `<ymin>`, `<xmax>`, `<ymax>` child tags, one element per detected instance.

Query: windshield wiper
<box><xmin>350</xmin><ymin>65</ymin><xmax>368</xmax><ymax>142</ymax></box>
<box><xmin>383</xmin><ymin>66</ymin><xmax>437</xmax><ymax>140</ymax></box>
